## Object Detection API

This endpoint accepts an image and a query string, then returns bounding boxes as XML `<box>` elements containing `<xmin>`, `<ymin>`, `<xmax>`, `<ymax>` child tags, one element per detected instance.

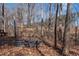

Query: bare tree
<box><xmin>1</xmin><ymin>3</ymin><xmax>8</xmax><ymax>33</ymax></box>
<box><xmin>75</xmin><ymin>19</ymin><xmax>79</xmax><ymax>45</ymax></box>
<box><xmin>62</xmin><ymin>3</ymin><xmax>71</xmax><ymax>55</ymax></box>
<box><xmin>13</xmin><ymin>16</ymin><xmax>17</xmax><ymax>39</ymax></box>
<box><xmin>27</xmin><ymin>3</ymin><xmax>35</xmax><ymax>26</ymax></box>
<box><xmin>48</xmin><ymin>3</ymin><xmax>52</xmax><ymax>30</ymax></box>
<box><xmin>1</xmin><ymin>3</ymin><xmax>5</xmax><ymax>31</ymax></box>
<box><xmin>58</xmin><ymin>4</ymin><xmax>63</xmax><ymax>42</ymax></box>
<box><xmin>17</xmin><ymin>7</ymin><xmax>23</xmax><ymax>23</ymax></box>
<box><xmin>54</xmin><ymin>4</ymin><xmax>59</xmax><ymax>48</ymax></box>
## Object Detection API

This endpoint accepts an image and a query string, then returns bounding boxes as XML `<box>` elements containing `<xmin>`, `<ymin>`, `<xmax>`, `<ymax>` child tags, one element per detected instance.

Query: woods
<box><xmin>0</xmin><ymin>3</ymin><xmax>79</xmax><ymax>56</ymax></box>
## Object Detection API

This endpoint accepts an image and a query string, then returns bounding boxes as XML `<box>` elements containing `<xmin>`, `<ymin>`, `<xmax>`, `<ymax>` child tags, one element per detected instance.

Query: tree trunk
<box><xmin>14</xmin><ymin>20</ymin><xmax>17</xmax><ymax>39</ymax></box>
<box><xmin>2</xmin><ymin>3</ymin><xmax>5</xmax><ymax>32</ymax></box>
<box><xmin>41</xmin><ymin>18</ymin><xmax>43</xmax><ymax>37</ymax></box>
<box><xmin>48</xmin><ymin>3</ymin><xmax>52</xmax><ymax>30</ymax></box>
<box><xmin>54</xmin><ymin>4</ymin><xmax>59</xmax><ymax>48</ymax></box>
<box><xmin>62</xmin><ymin>3</ymin><xmax>71</xmax><ymax>55</ymax></box>
<box><xmin>27</xmin><ymin>3</ymin><xmax>31</xmax><ymax>26</ymax></box>
<box><xmin>2</xmin><ymin>3</ymin><xmax>4</xmax><ymax>17</ymax></box>
<box><xmin>58</xmin><ymin>4</ymin><xmax>63</xmax><ymax>42</ymax></box>
<box><xmin>75</xmin><ymin>26</ymin><xmax>78</xmax><ymax>45</ymax></box>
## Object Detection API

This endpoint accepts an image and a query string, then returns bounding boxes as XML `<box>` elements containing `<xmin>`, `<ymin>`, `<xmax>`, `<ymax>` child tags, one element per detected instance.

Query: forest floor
<box><xmin>0</xmin><ymin>41</ymin><xmax>59</xmax><ymax>56</ymax></box>
<box><xmin>0</xmin><ymin>34</ymin><xmax>79</xmax><ymax>56</ymax></box>
<box><xmin>0</xmin><ymin>27</ymin><xmax>79</xmax><ymax>56</ymax></box>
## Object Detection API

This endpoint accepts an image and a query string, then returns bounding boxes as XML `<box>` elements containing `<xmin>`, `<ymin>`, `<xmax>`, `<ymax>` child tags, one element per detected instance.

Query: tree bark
<box><xmin>62</xmin><ymin>3</ymin><xmax>71</xmax><ymax>55</ymax></box>
<box><xmin>2</xmin><ymin>3</ymin><xmax>4</xmax><ymax>17</ymax></box>
<box><xmin>48</xmin><ymin>3</ymin><xmax>52</xmax><ymax>30</ymax></box>
<box><xmin>75</xmin><ymin>26</ymin><xmax>78</xmax><ymax>45</ymax></box>
<box><xmin>54</xmin><ymin>4</ymin><xmax>59</xmax><ymax>48</ymax></box>
<box><xmin>14</xmin><ymin>20</ymin><xmax>17</xmax><ymax>39</ymax></box>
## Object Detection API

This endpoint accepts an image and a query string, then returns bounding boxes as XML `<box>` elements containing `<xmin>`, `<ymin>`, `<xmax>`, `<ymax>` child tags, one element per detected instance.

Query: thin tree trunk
<box><xmin>54</xmin><ymin>4</ymin><xmax>59</xmax><ymax>48</ymax></box>
<box><xmin>2</xmin><ymin>3</ymin><xmax>5</xmax><ymax>32</ymax></box>
<box><xmin>2</xmin><ymin>3</ymin><xmax>4</xmax><ymax>17</ymax></box>
<box><xmin>41</xmin><ymin>18</ymin><xmax>43</xmax><ymax>37</ymax></box>
<box><xmin>48</xmin><ymin>3</ymin><xmax>52</xmax><ymax>30</ymax></box>
<box><xmin>27</xmin><ymin>3</ymin><xmax>31</xmax><ymax>26</ymax></box>
<box><xmin>62</xmin><ymin>3</ymin><xmax>71</xmax><ymax>55</ymax></box>
<box><xmin>14</xmin><ymin>20</ymin><xmax>17</xmax><ymax>39</ymax></box>
<box><xmin>75</xmin><ymin>26</ymin><xmax>78</xmax><ymax>45</ymax></box>
<box><xmin>58</xmin><ymin>4</ymin><xmax>63</xmax><ymax>42</ymax></box>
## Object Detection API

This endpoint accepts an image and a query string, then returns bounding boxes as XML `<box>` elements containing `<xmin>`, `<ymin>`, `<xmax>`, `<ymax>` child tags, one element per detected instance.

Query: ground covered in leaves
<box><xmin>0</xmin><ymin>43</ymin><xmax>59</xmax><ymax>56</ymax></box>
<box><xmin>0</xmin><ymin>27</ymin><xmax>79</xmax><ymax>56</ymax></box>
